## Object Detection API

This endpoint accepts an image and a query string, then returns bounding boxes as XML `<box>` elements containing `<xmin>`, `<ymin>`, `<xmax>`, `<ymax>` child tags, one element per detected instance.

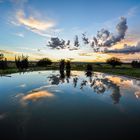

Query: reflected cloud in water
<box><xmin>135</xmin><ymin>91</ymin><xmax>140</xmax><ymax>99</ymax></box>
<box><xmin>47</xmin><ymin>70</ymin><xmax>140</xmax><ymax>104</ymax></box>
<box><xmin>22</xmin><ymin>90</ymin><xmax>54</xmax><ymax>101</ymax></box>
<box><xmin>16</xmin><ymin>90</ymin><xmax>54</xmax><ymax>106</ymax></box>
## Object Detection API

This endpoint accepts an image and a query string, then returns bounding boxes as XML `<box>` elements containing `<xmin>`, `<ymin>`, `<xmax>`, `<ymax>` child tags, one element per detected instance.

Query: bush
<box><xmin>37</xmin><ymin>58</ymin><xmax>52</xmax><ymax>67</ymax></box>
<box><xmin>106</xmin><ymin>57</ymin><xmax>122</xmax><ymax>68</ymax></box>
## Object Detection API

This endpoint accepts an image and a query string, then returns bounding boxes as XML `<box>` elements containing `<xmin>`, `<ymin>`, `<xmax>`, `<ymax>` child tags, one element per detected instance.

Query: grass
<box><xmin>0</xmin><ymin>63</ymin><xmax>140</xmax><ymax>79</ymax></box>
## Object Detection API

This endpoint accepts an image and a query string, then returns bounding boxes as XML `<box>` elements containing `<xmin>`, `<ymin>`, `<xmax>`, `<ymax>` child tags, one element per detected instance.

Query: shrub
<box><xmin>131</xmin><ymin>60</ymin><xmax>140</xmax><ymax>68</ymax></box>
<box><xmin>106</xmin><ymin>57</ymin><xmax>122</xmax><ymax>68</ymax></box>
<box><xmin>37</xmin><ymin>58</ymin><xmax>52</xmax><ymax>67</ymax></box>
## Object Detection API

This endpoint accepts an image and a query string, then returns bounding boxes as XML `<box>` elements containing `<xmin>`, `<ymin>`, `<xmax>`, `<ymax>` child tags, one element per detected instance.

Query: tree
<box><xmin>66</xmin><ymin>60</ymin><xmax>71</xmax><ymax>77</ymax></box>
<box><xmin>0</xmin><ymin>53</ymin><xmax>4</xmax><ymax>60</ymax></box>
<box><xmin>106</xmin><ymin>57</ymin><xmax>122</xmax><ymax>68</ymax></box>
<box><xmin>131</xmin><ymin>60</ymin><xmax>140</xmax><ymax>68</ymax></box>
<box><xmin>0</xmin><ymin>53</ymin><xmax>8</xmax><ymax>69</ymax></box>
<box><xmin>37</xmin><ymin>58</ymin><xmax>52</xmax><ymax>67</ymax></box>
<box><xmin>85</xmin><ymin>64</ymin><xmax>93</xmax><ymax>77</ymax></box>
<box><xmin>59</xmin><ymin>59</ymin><xmax>65</xmax><ymax>72</ymax></box>
<box><xmin>15</xmin><ymin>55</ymin><xmax>29</xmax><ymax>70</ymax></box>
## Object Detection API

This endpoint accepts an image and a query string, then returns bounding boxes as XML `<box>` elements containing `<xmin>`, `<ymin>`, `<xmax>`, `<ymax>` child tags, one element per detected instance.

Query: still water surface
<box><xmin>0</xmin><ymin>71</ymin><xmax>140</xmax><ymax>139</ymax></box>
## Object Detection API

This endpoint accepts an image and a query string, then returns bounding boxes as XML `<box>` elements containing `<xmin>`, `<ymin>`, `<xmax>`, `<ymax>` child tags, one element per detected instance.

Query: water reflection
<box><xmin>15</xmin><ymin>88</ymin><xmax>55</xmax><ymax>106</ymax></box>
<box><xmin>1</xmin><ymin>70</ymin><xmax>140</xmax><ymax>139</ymax></box>
<box><xmin>47</xmin><ymin>70</ymin><xmax>133</xmax><ymax>104</ymax></box>
<box><xmin>22</xmin><ymin>90</ymin><xmax>54</xmax><ymax>101</ymax></box>
<box><xmin>135</xmin><ymin>91</ymin><xmax>140</xmax><ymax>99</ymax></box>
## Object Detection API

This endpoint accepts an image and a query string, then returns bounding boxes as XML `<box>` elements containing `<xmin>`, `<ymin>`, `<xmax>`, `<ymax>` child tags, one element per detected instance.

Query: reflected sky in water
<box><xmin>0</xmin><ymin>71</ymin><xmax>140</xmax><ymax>139</ymax></box>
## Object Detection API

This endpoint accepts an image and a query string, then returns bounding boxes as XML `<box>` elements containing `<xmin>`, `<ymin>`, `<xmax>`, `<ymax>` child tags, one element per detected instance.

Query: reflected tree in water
<box><xmin>73</xmin><ymin>77</ymin><xmax>78</xmax><ymax>88</ymax></box>
<box><xmin>85</xmin><ymin>64</ymin><xmax>93</xmax><ymax>77</ymax></box>
<box><xmin>48</xmin><ymin>71</ymin><xmax>122</xmax><ymax>104</ymax></box>
<box><xmin>66</xmin><ymin>60</ymin><xmax>71</xmax><ymax>78</ymax></box>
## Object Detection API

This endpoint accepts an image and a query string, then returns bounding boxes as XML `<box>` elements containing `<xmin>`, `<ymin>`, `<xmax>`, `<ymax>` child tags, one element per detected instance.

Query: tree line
<box><xmin>0</xmin><ymin>53</ymin><xmax>140</xmax><ymax>70</ymax></box>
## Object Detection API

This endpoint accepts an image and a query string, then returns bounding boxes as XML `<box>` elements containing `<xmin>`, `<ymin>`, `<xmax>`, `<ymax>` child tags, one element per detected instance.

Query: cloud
<box><xmin>82</xmin><ymin>33</ymin><xmax>89</xmax><ymax>44</ymax></box>
<box><xmin>11</xmin><ymin>10</ymin><xmax>56</xmax><ymax>37</ymax></box>
<box><xmin>47</xmin><ymin>36</ymin><xmax>80</xmax><ymax>50</ymax></box>
<box><xmin>105</xmin><ymin>42</ymin><xmax>140</xmax><ymax>54</ymax></box>
<box><xmin>14</xmin><ymin>32</ymin><xmax>24</xmax><ymax>37</ymax></box>
<box><xmin>126</xmin><ymin>6</ymin><xmax>139</xmax><ymax>18</ymax></box>
<box><xmin>74</xmin><ymin>35</ymin><xmax>80</xmax><ymax>47</ymax></box>
<box><xmin>47</xmin><ymin>37</ymin><xmax>66</xmax><ymax>49</ymax></box>
<box><xmin>93</xmin><ymin>17</ymin><xmax>128</xmax><ymax>47</ymax></box>
<box><xmin>22</xmin><ymin>90</ymin><xmax>54</xmax><ymax>101</ymax></box>
<box><xmin>0</xmin><ymin>49</ymin><xmax>15</xmax><ymax>55</ymax></box>
<box><xmin>16</xmin><ymin>10</ymin><xmax>55</xmax><ymax>30</ymax></box>
<box><xmin>79</xmin><ymin>53</ymin><xmax>92</xmax><ymax>56</ymax></box>
<box><xmin>18</xmin><ymin>90</ymin><xmax>54</xmax><ymax>106</ymax></box>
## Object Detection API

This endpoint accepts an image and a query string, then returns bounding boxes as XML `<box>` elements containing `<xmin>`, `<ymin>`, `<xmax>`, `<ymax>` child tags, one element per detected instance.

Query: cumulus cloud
<box><xmin>74</xmin><ymin>35</ymin><xmax>80</xmax><ymax>47</ymax></box>
<box><xmin>47</xmin><ymin>37</ymin><xmax>66</xmax><ymax>49</ymax></box>
<box><xmin>92</xmin><ymin>17</ymin><xmax>128</xmax><ymax>47</ymax></box>
<box><xmin>82</xmin><ymin>33</ymin><xmax>89</xmax><ymax>44</ymax></box>
<box><xmin>47</xmin><ymin>35</ymin><xmax>80</xmax><ymax>50</ymax></box>
<box><xmin>105</xmin><ymin>42</ymin><xmax>140</xmax><ymax>54</ymax></box>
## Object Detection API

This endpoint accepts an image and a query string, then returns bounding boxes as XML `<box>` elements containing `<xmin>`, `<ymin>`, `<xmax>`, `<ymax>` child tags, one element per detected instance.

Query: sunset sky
<box><xmin>0</xmin><ymin>0</ymin><xmax>140</xmax><ymax>62</ymax></box>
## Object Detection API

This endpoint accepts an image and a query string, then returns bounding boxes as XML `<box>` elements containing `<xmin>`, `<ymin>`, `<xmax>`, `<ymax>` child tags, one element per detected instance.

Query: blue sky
<box><xmin>0</xmin><ymin>0</ymin><xmax>140</xmax><ymax>61</ymax></box>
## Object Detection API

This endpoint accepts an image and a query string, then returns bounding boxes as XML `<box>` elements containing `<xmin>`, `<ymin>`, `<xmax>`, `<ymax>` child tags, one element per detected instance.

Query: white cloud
<box><xmin>126</xmin><ymin>6</ymin><xmax>139</xmax><ymax>18</ymax></box>
<box><xmin>11</xmin><ymin>10</ymin><xmax>57</xmax><ymax>38</ymax></box>
<box><xmin>14</xmin><ymin>32</ymin><xmax>24</xmax><ymax>37</ymax></box>
<box><xmin>16</xmin><ymin>10</ymin><xmax>55</xmax><ymax>30</ymax></box>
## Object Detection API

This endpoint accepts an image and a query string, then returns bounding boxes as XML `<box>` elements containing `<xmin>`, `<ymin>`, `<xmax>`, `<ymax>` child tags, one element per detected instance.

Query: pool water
<box><xmin>0</xmin><ymin>71</ymin><xmax>140</xmax><ymax>139</ymax></box>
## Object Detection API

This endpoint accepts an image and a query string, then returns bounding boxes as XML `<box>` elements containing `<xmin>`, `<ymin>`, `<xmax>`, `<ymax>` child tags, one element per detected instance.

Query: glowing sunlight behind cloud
<box><xmin>15</xmin><ymin>10</ymin><xmax>55</xmax><ymax>37</ymax></box>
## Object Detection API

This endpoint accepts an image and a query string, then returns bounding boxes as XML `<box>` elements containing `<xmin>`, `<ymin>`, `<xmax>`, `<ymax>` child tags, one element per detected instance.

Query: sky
<box><xmin>0</xmin><ymin>0</ymin><xmax>140</xmax><ymax>62</ymax></box>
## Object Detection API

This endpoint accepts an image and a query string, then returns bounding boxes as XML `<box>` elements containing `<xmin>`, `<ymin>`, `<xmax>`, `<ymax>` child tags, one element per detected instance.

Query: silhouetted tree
<box><xmin>59</xmin><ymin>59</ymin><xmax>65</xmax><ymax>82</ymax></box>
<box><xmin>37</xmin><ymin>58</ymin><xmax>52</xmax><ymax>67</ymax></box>
<box><xmin>66</xmin><ymin>60</ymin><xmax>71</xmax><ymax>78</ymax></box>
<box><xmin>85</xmin><ymin>64</ymin><xmax>93</xmax><ymax>77</ymax></box>
<box><xmin>131</xmin><ymin>60</ymin><xmax>140</xmax><ymax>68</ymax></box>
<box><xmin>59</xmin><ymin>59</ymin><xmax>65</xmax><ymax>72</ymax></box>
<box><xmin>0</xmin><ymin>54</ymin><xmax>8</xmax><ymax>69</ymax></box>
<box><xmin>106</xmin><ymin>57</ymin><xmax>122</xmax><ymax>68</ymax></box>
<box><xmin>15</xmin><ymin>55</ymin><xmax>29</xmax><ymax>70</ymax></box>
